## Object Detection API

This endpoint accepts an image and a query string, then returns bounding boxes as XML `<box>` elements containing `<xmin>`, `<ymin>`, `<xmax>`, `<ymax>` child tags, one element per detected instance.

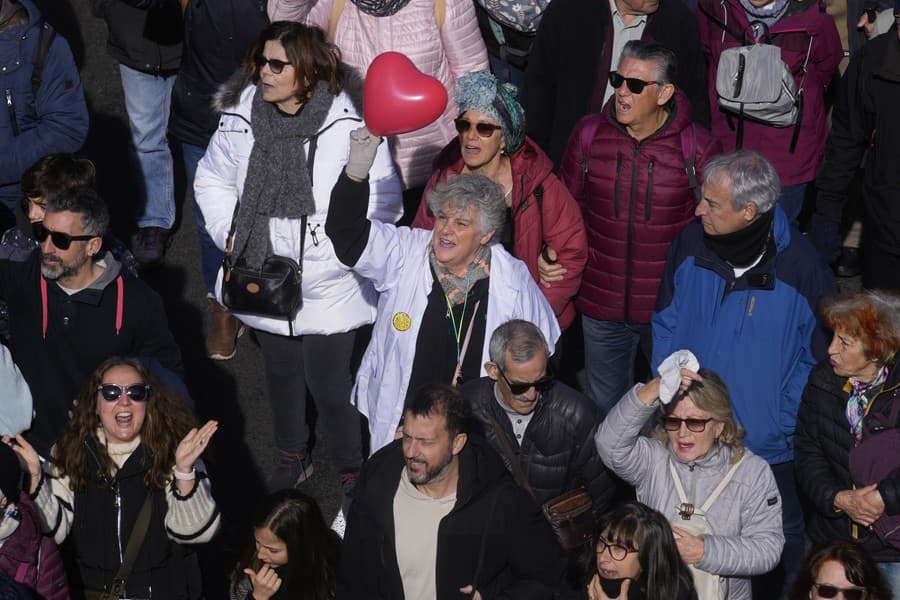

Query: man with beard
<box><xmin>652</xmin><ymin>150</ymin><xmax>833</xmax><ymax>595</ymax></box>
<box><xmin>339</xmin><ymin>384</ymin><xmax>564</xmax><ymax>599</ymax></box>
<box><xmin>0</xmin><ymin>186</ymin><xmax>181</xmax><ymax>456</ymax></box>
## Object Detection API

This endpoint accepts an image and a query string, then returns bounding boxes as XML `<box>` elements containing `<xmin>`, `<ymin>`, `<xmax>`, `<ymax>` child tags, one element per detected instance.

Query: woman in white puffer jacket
<box><xmin>194</xmin><ymin>22</ymin><xmax>402</xmax><ymax>493</ymax></box>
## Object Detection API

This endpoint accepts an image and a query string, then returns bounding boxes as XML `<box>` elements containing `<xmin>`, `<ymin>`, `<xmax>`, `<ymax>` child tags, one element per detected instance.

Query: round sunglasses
<box><xmin>255</xmin><ymin>55</ymin><xmax>290</xmax><ymax>75</ymax></box>
<box><xmin>454</xmin><ymin>118</ymin><xmax>502</xmax><ymax>138</ymax></box>
<box><xmin>609</xmin><ymin>71</ymin><xmax>659</xmax><ymax>94</ymax></box>
<box><xmin>98</xmin><ymin>383</ymin><xmax>151</xmax><ymax>402</ymax></box>
<box><xmin>662</xmin><ymin>417</ymin><xmax>714</xmax><ymax>433</ymax></box>
<box><xmin>33</xmin><ymin>222</ymin><xmax>96</xmax><ymax>250</ymax></box>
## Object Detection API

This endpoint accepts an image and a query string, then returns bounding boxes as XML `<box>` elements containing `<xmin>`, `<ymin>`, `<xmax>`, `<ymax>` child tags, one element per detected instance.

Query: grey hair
<box><xmin>426</xmin><ymin>173</ymin><xmax>507</xmax><ymax>239</ymax></box>
<box><xmin>702</xmin><ymin>150</ymin><xmax>780</xmax><ymax>214</ymax></box>
<box><xmin>46</xmin><ymin>186</ymin><xmax>110</xmax><ymax>237</ymax></box>
<box><xmin>619</xmin><ymin>40</ymin><xmax>679</xmax><ymax>86</ymax></box>
<box><xmin>489</xmin><ymin>320</ymin><xmax>549</xmax><ymax>370</ymax></box>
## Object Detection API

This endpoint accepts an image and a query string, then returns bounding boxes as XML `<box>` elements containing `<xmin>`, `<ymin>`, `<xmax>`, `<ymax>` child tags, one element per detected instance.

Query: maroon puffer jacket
<box><xmin>559</xmin><ymin>90</ymin><xmax>721</xmax><ymax>324</ymax></box>
<box><xmin>0</xmin><ymin>493</ymin><xmax>69</xmax><ymax>600</ymax></box>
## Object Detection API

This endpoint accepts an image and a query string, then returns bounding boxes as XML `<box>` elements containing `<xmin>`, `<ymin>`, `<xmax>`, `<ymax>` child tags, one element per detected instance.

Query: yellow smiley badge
<box><xmin>392</xmin><ymin>311</ymin><xmax>412</xmax><ymax>331</ymax></box>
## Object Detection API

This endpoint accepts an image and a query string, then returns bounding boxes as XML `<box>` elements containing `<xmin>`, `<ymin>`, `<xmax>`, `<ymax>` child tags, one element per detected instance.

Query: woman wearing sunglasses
<box><xmin>789</xmin><ymin>540</ymin><xmax>891</xmax><ymax>600</ymax></box>
<box><xmin>573</xmin><ymin>502</ymin><xmax>696</xmax><ymax>600</ymax></box>
<box><xmin>10</xmin><ymin>356</ymin><xmax>220</xmax><ymax>599</ymax></box>
<box><xmin>195</xmin><ymin>21</ymin><xmax>402</xmax><ymax>493</ymax></box>
<box><xmin>595</xmin><ymin>365</ymin><xmax>784</xmax><ymax>599</ymax></box>
<box><xmin>411</xmin><ymin>70</ymin><xmax>587</xmax><ymax>334</ymax></box>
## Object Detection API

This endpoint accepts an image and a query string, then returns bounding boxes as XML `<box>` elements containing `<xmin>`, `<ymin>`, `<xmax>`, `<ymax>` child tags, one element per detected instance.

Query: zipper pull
<box><xmin>6</xmin><ymin>89</ymin><xmax>19</xmax><ymax>137</ymax></box>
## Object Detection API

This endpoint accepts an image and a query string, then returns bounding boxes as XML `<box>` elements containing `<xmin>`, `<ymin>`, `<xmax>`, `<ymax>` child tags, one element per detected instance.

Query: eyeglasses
<box><xmin>498</xmin><ymin>368</ymin><xmax>554</xmax><ymax>395</ymax></box>
<box><xmin>98</xmin><ymin>383</ymin><xmax>151</xmax><ymax>402</ymax></box>
<box><xmin>255</xmin><ymin>56</ymin><xmax>290</xmax><ymax>74</ymax></box>
<box><xmin>33</xmin><ymin>222</ymin><xmax>96</xmax><ymax>250</ymax></box>
<box><xmin>663</xmin><ymin>417</ymin><xmax>715</xmax><ymax>432</ymax></box>
<box><xmin>609</xmin><ymin>72</ymin><xmax>659</xmax><ymax>94</ymax></box>
<box><xmin>595</xmin><ymin>537</ymin><xmax>638</xmax><ymax>561</ymax></box>
<box><xmin>454</xmin><ymin>118</ymin><xmax>502</xmax><ymax>138</ymax></box>
<box><xmin>813</xmin><ymin>583</ymin><xmax>866</xmax><ymax>600</ymax></box>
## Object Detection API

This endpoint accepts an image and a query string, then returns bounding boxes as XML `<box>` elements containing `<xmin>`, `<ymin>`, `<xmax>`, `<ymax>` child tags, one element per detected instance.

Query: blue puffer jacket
<box><xmin>0</xmin><ymin>0</ymin><xmax>88</xmax><ymax>210</ymax></box>
<box><xmin>652</xmin><ymin>206</ymin><xmax>834</xmax><ymax>465</ymax></box>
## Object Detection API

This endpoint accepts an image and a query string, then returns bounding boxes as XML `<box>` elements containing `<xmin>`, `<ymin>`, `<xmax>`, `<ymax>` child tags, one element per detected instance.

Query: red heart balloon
<box><xmin>364</xmin><ymin>52</ymin><xmax>449</xmax><ymax>136</ymax></box>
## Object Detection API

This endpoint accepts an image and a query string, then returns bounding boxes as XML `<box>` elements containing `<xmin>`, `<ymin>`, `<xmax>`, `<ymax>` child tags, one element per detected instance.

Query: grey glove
<box><xmin>345</xmin><ymin>127</ymin><xmax>382</xmax><ymax>182</ymax></box>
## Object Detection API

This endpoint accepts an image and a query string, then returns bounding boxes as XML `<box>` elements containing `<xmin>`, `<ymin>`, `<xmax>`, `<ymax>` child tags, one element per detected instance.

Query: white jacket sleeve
<box><xmin>32</xmin><ymin>467</ymin><xmax>75</xmax><ymax>545</ymax></box>
<box><xmin>365</xmin><ymin>140</ymin><xmax>404</xmax><ymax>225</ymax></box>
<box><xmin>194</xmin><ymin>125</ymin><xmax>244</xmax><ymax>252</ymax></box>
<box><xmin>696</xmin><ymin>460</ymin><xmax>785</xmax><ymax>577</ymax></box>
<box><xmin>165</xmin><ymin>461</ymin><xmax>221</xmax><ymax>544</ymax></box>
<box><xmin>352</xmin><ymin>223</ymin><xmax>431</xmax><ymax>293</ymax></box>
<box><xmin>595</xmin><ymin>385</ymin><xmax>663</xmax><ymax>487</ymax></box>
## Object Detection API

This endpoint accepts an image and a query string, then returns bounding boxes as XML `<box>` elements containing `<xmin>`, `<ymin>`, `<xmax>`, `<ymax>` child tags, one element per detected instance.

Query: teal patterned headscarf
<box><xmin>455</xmin><ymin>70</ymin><xmax>526</xmax><ymax>155</ymax></box>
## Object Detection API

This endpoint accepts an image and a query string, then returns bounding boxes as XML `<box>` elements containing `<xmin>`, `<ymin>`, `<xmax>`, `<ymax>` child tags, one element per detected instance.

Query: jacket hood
<box><xmin>213</xmin><ymin>63</ymin><xmax>365</xmax><ymax>116</ymax></box>
<box><xmin>0</xmin><ymin>0</ymin><xmax>38</xmax><ymax>33</ymax></box>
<box><xmin>714</xmin><ymin>0</ymin><xmax>823</xmax><ymax>32</ymax></box>
<box><xmin>604</xmin><ymin>88</ymin><xmax>696</xmax><ymax>143</ymax></box>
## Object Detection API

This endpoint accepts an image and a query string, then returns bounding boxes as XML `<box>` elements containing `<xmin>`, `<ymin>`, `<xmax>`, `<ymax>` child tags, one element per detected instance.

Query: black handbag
<box><xmin>220</xmin><ymin>134</ymin><xmax>320</xmax><ymax>325</ymax></box>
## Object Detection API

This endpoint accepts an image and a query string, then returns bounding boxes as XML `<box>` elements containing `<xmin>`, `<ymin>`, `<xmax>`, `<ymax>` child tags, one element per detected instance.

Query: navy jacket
<box><xmin>652</xmin><ymin>206</ymin><xmax>834</xmax><ymax>464</ymax></box>
<box><xmin>0</xmin><ymin>0</ymin><xmax>88</xmax><ymax>209</ymax></box>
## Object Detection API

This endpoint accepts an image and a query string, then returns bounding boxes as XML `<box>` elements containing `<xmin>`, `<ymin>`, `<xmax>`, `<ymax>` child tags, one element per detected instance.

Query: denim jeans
<box><xmin>752</xmin><ymin>461</ymin><xmax>805</xmax><ymax>599</ymax></box>
<box><xmin>878</xmin><ymin>561</ymin><xmax>900</xmax><ymax>594</ymax></box>
<box><xmin>182</xmin><ymin>142</ymin><xmax>222</xmax><ymax>293</ymax></box>
<box><xmin>777</xmin><ymin>183</ymin><xmax>808</xmax><ymax>227</ymax></box>
<box><xmin>119</xmin><ymin>65</ymin><xmax>176</xmax><ymax>230</ymax></box>
<box><xmin>582</xmin><ymin>316</ymin><xmax>652</xmax><ymax>413</ymax></box>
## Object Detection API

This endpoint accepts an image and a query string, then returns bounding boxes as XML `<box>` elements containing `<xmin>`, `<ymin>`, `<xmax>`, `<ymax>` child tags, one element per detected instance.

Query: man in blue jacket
<box><xmin>652</xmin><ymin>150</ymin><xmax>834</xmax><ymax>597</ymax></box>
<box><xmin>0</xmin><ymin>0</ymin><xmax>88</xmax><ymax>232</ymax></box>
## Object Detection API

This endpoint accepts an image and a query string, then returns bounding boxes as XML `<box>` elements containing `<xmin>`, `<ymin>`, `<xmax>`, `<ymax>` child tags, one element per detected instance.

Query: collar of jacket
<box><xmin>668</xmin><ymin>438</ymin><xmax>732</xmax><ymax>472</ymax></box>
<box><xmin>875</xmin><ymin>28</ymin><xmax>900</xmax><ymax>83</ymax></box>
<box><xmin>807</xmin><ymin>358</ymin><xmax>900</xmax><ymax>404</ymax></box>
<box><xmin>715</xmin><ymin>0</ymin><xmax>822</xmax><ymax>34</ymax></box>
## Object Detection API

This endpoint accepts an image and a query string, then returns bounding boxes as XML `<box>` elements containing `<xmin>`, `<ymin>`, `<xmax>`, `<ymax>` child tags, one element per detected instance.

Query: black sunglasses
<box><xmin>595</xmin><ymin>536</ymin><xmax>638</xmax><ymax>561</ymax></box>
<box><xmin>98</xmin><ymin>383</ymin><xmax>151</xmax><ymax>403</ymax></box>
<box><xmin>498</xmin><ymin>368</ymin><xmax>554</xmax><ymax>395</ymax></box>
<box><xmin>663</xmin><ymin>417</ymin><xmax>714</xmax><ymax>433</ymax></box>
<box><xmin>33</xmin><ymin>222</ymin><xmax>96</xmax><ymax>250</ymax></box>
<box><xmin>454</xmin><ymin>118</ymin><xmax>502</xmax><ymax>138</ymax></box>
<box><xmin>609</xmin><ymin>72</ymin><xmax>659</xmax><ymax>94</ymax></box>
<box><xmin>813</xmin><ymin>583</ymin><xmax>866</xmax><ymax>600</ymax></box>
<box><xmin>255</xmin><ymin>55</ymin><xmax>290</xmax><ymax>75</ymax></box>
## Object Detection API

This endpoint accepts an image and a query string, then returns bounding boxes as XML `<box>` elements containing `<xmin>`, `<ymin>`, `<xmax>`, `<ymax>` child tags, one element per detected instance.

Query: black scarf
<box><xmin>233</xmin><ymin>80</ymin><xmax>334</xmax><ymax>269</ymax></box>
<box><xmin>703</xmin><ymin>209</ymin><xmax>775</xmax><ymax>268</ymax></box>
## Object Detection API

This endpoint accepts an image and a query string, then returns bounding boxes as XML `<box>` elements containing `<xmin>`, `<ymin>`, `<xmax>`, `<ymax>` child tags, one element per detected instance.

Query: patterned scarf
<box><xmin>846</xmin><ymin>364</ymin><xmax>889</xmax><ymax>446</ymax></box>
<box><xmin>429</xmin><ymin>244</ymin><xmax>491</xmax><ymax>305</ymax></box>
<box><xmin>350</xmin><ymin>0</ymin><xmax>413</xmax><ymax>17</ymax></box>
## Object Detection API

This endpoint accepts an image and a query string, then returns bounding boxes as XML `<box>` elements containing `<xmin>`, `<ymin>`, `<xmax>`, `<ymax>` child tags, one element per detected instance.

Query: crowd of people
<box><xmin>0</xmin><ymin>0</ymin><xmax>899</xmax><ymax>597</ymax></box>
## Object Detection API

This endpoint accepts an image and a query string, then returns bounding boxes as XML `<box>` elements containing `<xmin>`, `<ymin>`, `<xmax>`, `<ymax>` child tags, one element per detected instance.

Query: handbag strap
<box><xmin>487</xmin><ymin>413</ymin><xmax>535</xmax><ymax>499</ymax></box>
<box><xmin>451</xmin><ymin>300</ymin><xmax>481</xmax><ymax>386</ymax></box>
<box><xmin>102</xmin><ymin>492</ymin><xmax>154</xmax><ymax>600</ymax></box>
<box><xmin>668</xmin><ymin>455</ymin><xmax>745</xmax><ymax>512</ymax></box>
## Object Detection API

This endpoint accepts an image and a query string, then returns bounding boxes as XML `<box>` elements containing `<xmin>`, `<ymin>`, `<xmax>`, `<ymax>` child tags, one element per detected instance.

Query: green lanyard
<box><xmin>444</xmin><ymin>267</ymin><xmax>472</xmax><ymax>363</ymax></box>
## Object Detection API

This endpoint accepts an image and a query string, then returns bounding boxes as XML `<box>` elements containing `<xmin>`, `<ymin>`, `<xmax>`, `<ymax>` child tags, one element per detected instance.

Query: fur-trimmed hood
<box><xmin>212</xmin><ymin>63</ymin><xmax>365</xmax><ymax>115</ymax></box>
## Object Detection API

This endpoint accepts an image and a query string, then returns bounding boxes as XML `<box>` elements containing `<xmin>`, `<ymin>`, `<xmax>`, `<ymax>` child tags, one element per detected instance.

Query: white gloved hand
<box><xmin>658</xmin><ymin>350</ymin><xmax>700</xmax><ymax>404</ymax></box>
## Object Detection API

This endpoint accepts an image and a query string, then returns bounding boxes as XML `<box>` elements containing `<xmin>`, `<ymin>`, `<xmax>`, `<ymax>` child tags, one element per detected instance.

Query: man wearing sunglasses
<box><xmin>0</xmin><ymin>186</ymin><xmax>182</xmax><ymax>456</ymax></box>
<box><xmin>463</xmin><ymin>319</ymin><xmax>617</xmax><ymax>520</ymax></box>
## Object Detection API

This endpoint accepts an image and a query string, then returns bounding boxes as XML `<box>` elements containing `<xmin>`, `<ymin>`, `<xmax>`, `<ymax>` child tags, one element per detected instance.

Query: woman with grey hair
<box><xmin>327</xmin><ymin>129</ymin><xmax>560</xmax><ymax>452</ymax></box>
<box><xmin>596</xmin><ymin>366</ymin><xmax>784</xmax><ymax>599</ymax></box>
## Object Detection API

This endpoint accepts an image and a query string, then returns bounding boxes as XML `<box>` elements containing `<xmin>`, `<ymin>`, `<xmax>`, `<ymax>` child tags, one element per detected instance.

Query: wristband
<box><xmin>173</xmin><ymin>467</ymin><xmax>196</xmax><ymax>481</ymax></box>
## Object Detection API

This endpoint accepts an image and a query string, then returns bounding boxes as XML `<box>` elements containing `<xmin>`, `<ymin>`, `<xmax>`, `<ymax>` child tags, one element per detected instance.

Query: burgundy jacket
<box><xmin>559</xmin><ymin>91</ymin><xmax>721</xmax><ymax>325</ymax></box>
<box><xmin>697</xmin><ymin>0</ymin><xmax>842</xmax><ymax>186</ymax></box>
<box><xmin>412</xmin><ymin>136</ymin><xmax>587</xmax><ymax>330</ymax></box>
<box><xmin>0</xmin><ymin>493</ymin><xmax>69</xmax><ymax>600</ymax></box>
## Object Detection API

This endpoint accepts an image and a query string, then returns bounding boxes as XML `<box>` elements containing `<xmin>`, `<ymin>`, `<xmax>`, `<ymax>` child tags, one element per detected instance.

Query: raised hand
<box><xmin>174</xmin><ymin>420</ymin><xmax>218</xmax><ymax>474</ymax></box>
<box><xmin>6</xmin><ymin>434</ymin><xmax>42</xmax><ymax>494</ymax></box>
<box><xmin>245</xmin><ymin>563</ymin><xmax>282</xmax><ymax>600</ymax></box>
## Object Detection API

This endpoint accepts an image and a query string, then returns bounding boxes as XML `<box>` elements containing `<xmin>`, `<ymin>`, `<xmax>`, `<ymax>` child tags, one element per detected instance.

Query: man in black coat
<box><xmin>338</xmin><ymin>384</ymin><xmax>564</xmax><ymax>600</ymax></box>
<box><xmin>462</xmin><ymin>319</ymin><xmax>616</xmax><ymax>517</ymax></box>
<box><xmin>0</xmin><ymin>187</ymin><xmax>182</xmax><ymax>456</ymax></box>
<box><xmin>522</xmin><ymin>0</ymin><xmax>709</xmax><ymax>167</ymax></box>
<box><xmin>813</xmin><ymin>18</ymin><xmax>900</xmax><ymax>291</ymax></box>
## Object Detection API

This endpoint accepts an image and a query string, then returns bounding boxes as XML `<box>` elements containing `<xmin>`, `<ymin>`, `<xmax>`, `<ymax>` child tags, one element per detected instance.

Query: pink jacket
<box><xmin>269</xmin><ymin>0</ymin><xmax>489</xmax><ymax>189</ymax></box>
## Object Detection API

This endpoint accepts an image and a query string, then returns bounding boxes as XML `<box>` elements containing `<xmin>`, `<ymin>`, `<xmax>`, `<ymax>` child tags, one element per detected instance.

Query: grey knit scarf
<box><xmin>232</xmin><ymin>80</ymin><xmax>334</xmax><ymax>269</ymax></box>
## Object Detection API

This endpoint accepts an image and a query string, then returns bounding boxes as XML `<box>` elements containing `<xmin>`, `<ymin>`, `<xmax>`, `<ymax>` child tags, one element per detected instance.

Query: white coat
<box><xmin>194</xmin><ymin>83</ymin><xmax>403</xmax><ymax>336</ymax></box>
<box><xmin>349</xmin><ymin>222</ymin><xmax>561</xmax><ymax>452</ymax></box>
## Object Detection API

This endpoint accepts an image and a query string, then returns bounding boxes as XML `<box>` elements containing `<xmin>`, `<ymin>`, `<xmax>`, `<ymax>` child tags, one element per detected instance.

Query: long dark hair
<box><xmin>234</xmin><ymin>490</ymin><xmax>342</xmax><ymax>600</ymax></box>
<box><xmin>55</xmin><ymin>357</ymin><xmax>196</xmax><ymax>492</ymax></box>
<box><xmin>580</xmin><ymin>502</ymin><xmax>696</xmax><ymax>600</ymax></box>
<box><xmin>789</xmin><ymin>540</ymin><xmax>890</xmax><ymax>600</ymax></box>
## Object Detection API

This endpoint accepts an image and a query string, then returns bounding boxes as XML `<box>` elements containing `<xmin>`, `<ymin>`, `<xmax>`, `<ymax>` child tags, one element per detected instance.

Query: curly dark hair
<box><xmin>789</xmin><ymin>540</ymin><xmax>891</xmax><ymax>600</ymax></box>
<box><xmin>54</xmin><ymin>357</ymin><xmax>197</xmax><ymax>492</ymax></box>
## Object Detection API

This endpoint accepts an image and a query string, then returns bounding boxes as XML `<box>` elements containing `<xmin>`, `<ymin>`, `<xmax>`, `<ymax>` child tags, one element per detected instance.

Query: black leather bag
<box><xmin>220</xmin><ymin>209</ymin><xmax>306</xmax><ymax>321</ymax></box>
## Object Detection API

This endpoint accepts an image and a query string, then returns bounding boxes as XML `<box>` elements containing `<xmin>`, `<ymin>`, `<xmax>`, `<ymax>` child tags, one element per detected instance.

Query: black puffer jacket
<box><xmin>462</xmin><ymin>377</ymin><xmax>616</xmax><ymax>515</ymax></box>
<box><xmin>90</xmin><ymin>0</ymin><xmax>181</xmax><ymax>73</ymax></box>
<box><xmin>338</xmin><ymin>435</ymin><xmax>565</xmax><ymax>599</ymax></box>
<box><xmin>168</xmin><ymin>0</ymin><xmax>268</xmax><ymax>147</ymax></box>
<box><xmin>794</xmin><ymin>361</ymin><xmax>900</xmax><ymax>562</ymax></box>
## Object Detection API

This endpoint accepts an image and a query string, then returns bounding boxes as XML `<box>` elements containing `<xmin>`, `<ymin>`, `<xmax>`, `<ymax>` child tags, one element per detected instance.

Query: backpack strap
<box><xmin>32</xmin><ymin>21</ymin><xmax>55</xmax><ymax>98</ymax></box>
<box><xmin>698</xmin><ymin>1</ymin><xmax>746</xmax><ymax>44</ymax></box>
<box><xmin>434</xmin><ymin>0</ymin><xmax>446</xmax><ymax>30</ymax></box>
<box><xmin>700</xmin><ymin>455</ymin><xmax>745</xmax><ymax>512</ymax></box>
<box><xmin>579</xmin><ymin>114</ymin><xmax>603</xmax><ymax>191</ymax></box>
<box><xmin>789</xmin><ymin>36</ymin><xmax>814</xmax><ymax>154</ymax></box>
<box><xmin>680</xmin><ymin>123</ymin><xmax>701</xmax><ymax>202</ymax></box>
<box><xmin>327</xmin><ymin>0</ymin><xmax>346</xmax><ymax>43</ymax></box>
